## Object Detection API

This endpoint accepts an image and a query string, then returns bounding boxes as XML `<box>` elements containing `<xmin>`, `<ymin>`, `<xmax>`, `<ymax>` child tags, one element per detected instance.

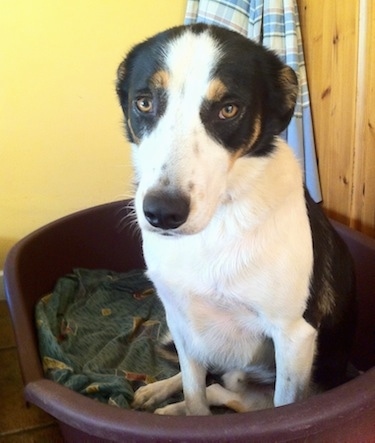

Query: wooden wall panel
<box><xmin>350</xmin><ymin>0</ymin><xmax>375</xmax><ymax>236</ymax></box>
<box><xmin>298</xmin><ymin>0</ymin><xmax>375</xmax><ymax>237</ymax></box>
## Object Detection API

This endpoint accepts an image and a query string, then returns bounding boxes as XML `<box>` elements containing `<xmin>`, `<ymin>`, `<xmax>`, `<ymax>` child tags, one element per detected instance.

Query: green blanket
<box><xmin>35</xmin><ymin>269</ymin><xmax>179</xmax><ymax>409</ymax></box>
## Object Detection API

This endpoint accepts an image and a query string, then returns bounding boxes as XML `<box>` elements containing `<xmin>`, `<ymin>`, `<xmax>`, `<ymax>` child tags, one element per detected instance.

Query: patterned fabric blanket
<box><xmin>35</xmin><ymin>269</ymin><xmax>179</xmax><ymax>409</ymax></box>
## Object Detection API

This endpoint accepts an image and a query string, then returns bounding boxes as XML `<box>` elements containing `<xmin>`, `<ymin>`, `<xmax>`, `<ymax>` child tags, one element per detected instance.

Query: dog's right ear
<box><xmin>116</xmin><ymin>59</ymin><xmax>130</xmax><ymax>119</ymax></box>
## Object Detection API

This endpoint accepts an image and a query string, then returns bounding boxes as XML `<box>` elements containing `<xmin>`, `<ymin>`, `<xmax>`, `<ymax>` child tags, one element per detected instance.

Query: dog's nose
<box><xmin>143</xmin><ymin>191</ymin><xmax>190</xmax><ymax>230</ymax></box>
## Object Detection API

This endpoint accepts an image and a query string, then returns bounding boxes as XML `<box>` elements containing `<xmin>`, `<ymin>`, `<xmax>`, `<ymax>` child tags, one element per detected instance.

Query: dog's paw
<box><xmin>132</xmin><ymin>373</ymin><xmax>183</xmax><ymax>411</ymax></box>
<box><xmin>132</xmin><ymin>384</ymin><xmax>163</xmax><ymax>411</ymax></box>
<box><xmin>154</xmin><ymin>402</ymin><xmax>212</xmax><ymax>416</ymax></box>
<box><xmin>154</xmin><ymin>402</ymin><xmax>187</xmax><ymax>415</ymax></box>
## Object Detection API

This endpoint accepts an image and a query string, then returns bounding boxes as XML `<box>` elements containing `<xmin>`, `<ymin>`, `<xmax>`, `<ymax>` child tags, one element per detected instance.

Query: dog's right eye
<box><xmin>135</xmin><ymin>97</ymin><xmax>153</xmax><ymax>113</ymax></box>
<box><xmin>219</xmin><ymin>104</ymin><xmax>239</xmax><ymax>120</ymax></box>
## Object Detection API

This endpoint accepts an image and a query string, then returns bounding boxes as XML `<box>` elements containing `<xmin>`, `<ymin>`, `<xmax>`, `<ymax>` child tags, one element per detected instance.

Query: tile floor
<box><xmin>0</xmin><ymin>300</ymin><xmax>63</xmax><ymax>442</ymax></box>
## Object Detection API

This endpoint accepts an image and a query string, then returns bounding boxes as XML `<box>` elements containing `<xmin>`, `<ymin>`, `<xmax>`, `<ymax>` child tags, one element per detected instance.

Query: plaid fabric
<box><xmin>185</xmin><ymin>0</ymin><xmax>321</xmax><ymax>202</ymax></box>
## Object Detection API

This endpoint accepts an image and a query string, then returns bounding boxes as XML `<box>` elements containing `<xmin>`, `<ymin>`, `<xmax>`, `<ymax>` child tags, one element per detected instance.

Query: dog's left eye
<box><xmin>219</xmin><ymin>104</ymin><xmax>239</xmax><ymax>120</ymax></box>
<box><xmin>135</xmin><ymin>97</ymin><xmax>153</xmax><ymax>113</ymax></box>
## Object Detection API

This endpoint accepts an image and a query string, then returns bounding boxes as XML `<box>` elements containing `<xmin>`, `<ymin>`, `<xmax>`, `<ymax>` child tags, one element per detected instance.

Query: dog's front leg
<box><xmin>273</xmin><ymin>319</ymin><xmax>317</xmax><ymax>406</ymax></box>
<box><xmin>154</xmin><ymin>358</ymin><xmax>209</xmax><ymax>416</ymax></box>
<box><xmin>178</xmin><ymin>350</ymin><xmax>211</xmax><ymax>415</ymax></box>
<box><xmin>167</xmin><ymin>320</ymin><xmax>210</xmax><ymax>415</ymax></box>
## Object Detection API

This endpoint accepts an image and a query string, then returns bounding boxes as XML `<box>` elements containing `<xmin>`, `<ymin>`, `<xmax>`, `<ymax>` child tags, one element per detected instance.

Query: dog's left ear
<box><xmin>264</xmin><ymin>60</ymin><xmax>298</xmax><ymax>134</ymax></box>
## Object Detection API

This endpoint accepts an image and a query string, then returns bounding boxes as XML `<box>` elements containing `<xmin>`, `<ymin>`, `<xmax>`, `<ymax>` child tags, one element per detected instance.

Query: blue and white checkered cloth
<box><xmin>185</xmin><ymin>0</ymin><xmax>321</xmax><ymax>201</ymax></box>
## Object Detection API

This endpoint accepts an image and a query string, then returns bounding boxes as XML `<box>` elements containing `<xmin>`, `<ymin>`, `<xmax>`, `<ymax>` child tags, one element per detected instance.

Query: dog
<box><xmin>116</xmin><ymin>23</ymin><xmax>356</xmax><ymax>415</ymax></box>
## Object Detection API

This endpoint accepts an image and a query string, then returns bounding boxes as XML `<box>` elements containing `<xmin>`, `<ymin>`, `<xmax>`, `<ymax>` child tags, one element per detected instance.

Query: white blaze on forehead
<box><xmin>165</xmin><ymin>30</ymin><xmax>221</xmax><ymax>107</ymax></box>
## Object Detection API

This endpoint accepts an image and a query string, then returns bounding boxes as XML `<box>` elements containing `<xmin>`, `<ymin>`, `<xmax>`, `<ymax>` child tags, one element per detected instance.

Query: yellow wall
<box><xmin>0</xmin><ymin>0</ymin><xmax>186</xmax><ymax>266</ymax></box>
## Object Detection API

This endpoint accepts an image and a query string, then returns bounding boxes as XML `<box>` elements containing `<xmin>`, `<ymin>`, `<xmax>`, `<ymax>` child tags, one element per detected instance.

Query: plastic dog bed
<box><xmin>4</xmin><ymin>200</ymin><xmax>375</xmax><ymax>442</ymax></box>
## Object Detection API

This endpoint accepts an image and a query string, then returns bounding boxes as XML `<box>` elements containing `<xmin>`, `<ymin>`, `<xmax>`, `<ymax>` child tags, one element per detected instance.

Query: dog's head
<box><xmin>116</xmin><ymin>24</ymin><xmax>298</xmax><ymax>235</ymax></box>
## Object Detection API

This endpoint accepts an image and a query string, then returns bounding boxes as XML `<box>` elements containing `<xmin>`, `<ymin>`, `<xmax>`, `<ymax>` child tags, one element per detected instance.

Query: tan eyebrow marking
<box><xmin>150</xmin><ymin>70</ymin><xmax>170</xmax><ymax>89</ymax></box>
<box><xmin>206</xmin><ymin>78</ymin><xmax>228</xmax><ymax>101</ymax></box>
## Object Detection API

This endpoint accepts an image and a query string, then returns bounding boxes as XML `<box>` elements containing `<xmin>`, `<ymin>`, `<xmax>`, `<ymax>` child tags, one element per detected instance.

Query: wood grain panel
<box><xmin>298</xmin><ymin>0</ymin><xmax>360</xmax><ymax>225</ymax></box>
<box><xmin>298</xmin><ymin>0</ymin><xmax>375</xmax><ymax>237</ymax></box>
<box><xmin>350</xmin><ymin>0</ymin><xmax>375</xmax><ymax>236</ymax></box>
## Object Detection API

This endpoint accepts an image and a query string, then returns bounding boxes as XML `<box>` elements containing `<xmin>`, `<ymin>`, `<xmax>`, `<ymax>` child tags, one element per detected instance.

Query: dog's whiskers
<box><xmin>115</xmin><ymin>199</ymin><xmax>141</xmax><ymax>240</ymax></box>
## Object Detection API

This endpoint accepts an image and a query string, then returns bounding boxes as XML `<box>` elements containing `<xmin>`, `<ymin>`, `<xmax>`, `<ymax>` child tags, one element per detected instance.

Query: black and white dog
<box><xmin>116</xmin><ymin>24</ymin><xmax>356</xmax><ymax>415</ymax></box>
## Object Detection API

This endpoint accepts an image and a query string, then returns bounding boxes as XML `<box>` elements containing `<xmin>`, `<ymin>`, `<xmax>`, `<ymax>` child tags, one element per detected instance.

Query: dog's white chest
<box><xmin>143</xmin><ymin>201</ymin><xmax>313</xmax><ymax>370</ymax></box>
<box><xmin>144</xmin><ymin>232</ymin><xmax>279</xmax><ymax>370</ymax></box>
<box><xmin>183</xmin><ymin>294</ymin><xmax>266</xmax><ymax>369</ymax></box>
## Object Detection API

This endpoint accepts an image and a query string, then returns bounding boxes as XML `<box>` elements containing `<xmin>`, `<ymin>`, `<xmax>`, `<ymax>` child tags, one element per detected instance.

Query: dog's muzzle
<box><xmin>143</xmin><ymin>190</ymin><xmax>190</xmax><ymax>231</ymax></box>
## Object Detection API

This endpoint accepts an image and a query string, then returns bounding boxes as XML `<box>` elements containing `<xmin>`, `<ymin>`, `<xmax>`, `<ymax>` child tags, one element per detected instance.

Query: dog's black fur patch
<box><xmin>304</xmin><ymin>190</ymin><xmax>356</xmax><ymax>389</ymax></box>
<box><xmin>202</xmin><ymin>25</ymin><xmax>298</xmax><ymax>156</ymax></box>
